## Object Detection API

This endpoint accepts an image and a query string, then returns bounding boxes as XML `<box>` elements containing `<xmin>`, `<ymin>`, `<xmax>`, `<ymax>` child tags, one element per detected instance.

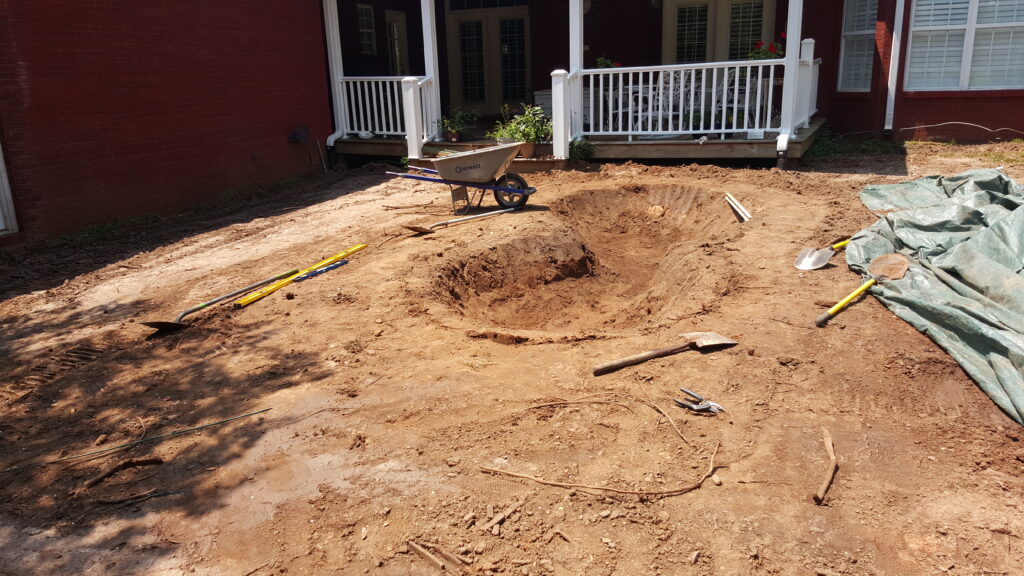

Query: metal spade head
<box><xmin>794</xmin><ymin>246</ymin><xmax>837</xmax><ymax>270</ymax></box>
<box><xmin>678</xmin><ymin>332</ymin><xmax>738</xmax><ymax>349</ymax></box>
<box><xmin>868</xmin><ymin>253</ymin><xmax>910</xmax><ymax>280</ymax></box>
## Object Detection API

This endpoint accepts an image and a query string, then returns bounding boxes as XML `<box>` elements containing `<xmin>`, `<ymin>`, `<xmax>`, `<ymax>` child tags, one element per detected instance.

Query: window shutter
<box><xmin>840</xmin><ymin>36</ymin><xmax>876</xmax><ymax>90</ymax></box>
<box><xmin>913</xmin><ymin>0</ymin><xmax>971</xmax><ymax>27</ymax></box>
<box><xmin>976</xmin><ymin>0</ymin><xmax>1024</xmax><ymax>24</ymax></box>
<box><xmin>845</xmin><ymin>0</ymin><xmax>877</xmax><ymax>32</ymax></box>
<box><xmin>906</xmin><ymin>30</ymin><xmax>966</xmax><ymax>89</ymax></box>
<box><xmin>839</xmin><ymin>0</ymin><xmax>878</xmax><ymax>91</ymax></box>
<box><xmin>969</xmin><ymin>27</ymin><xmax>1024</xmax><ymax>87</ymax></box>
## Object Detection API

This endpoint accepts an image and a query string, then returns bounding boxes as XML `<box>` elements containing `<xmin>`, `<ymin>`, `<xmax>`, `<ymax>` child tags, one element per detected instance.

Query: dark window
<box><xmin>500</xmin><ymin>18</ymin><xmax>528</xmax><ymax>102</ymax></box>
<box><xmin>460</xmin><ymin>21</ymin><xmax>486</xmax><ymax>102</ymax></box>
<box><xmin>676</xmin><ymin>4</ymin><xmax>710</xmax><ymax>63</ymax></box>
<box><xmin>729</xmin><ymin>1</ymin><xmax>764</xmax><ymax>60</ymax></box>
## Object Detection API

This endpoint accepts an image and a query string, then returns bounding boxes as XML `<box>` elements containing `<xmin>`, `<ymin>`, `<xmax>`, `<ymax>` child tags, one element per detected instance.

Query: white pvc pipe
<box><xmin>322</xmin><ymin>0</ymin><xmax>349</xmax><ymax>147</ymax></box>
<box><xmin>885</xmin><ymin>0</ymin><xmax>906</xmax><ymax>131</ymax></box>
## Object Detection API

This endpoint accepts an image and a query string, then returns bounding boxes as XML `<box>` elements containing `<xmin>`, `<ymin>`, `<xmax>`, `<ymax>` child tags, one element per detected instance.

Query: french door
<box><xmin>446</xmin><ymin>4</ymin><xmax>530</xmax><ymax>114</ymax></box>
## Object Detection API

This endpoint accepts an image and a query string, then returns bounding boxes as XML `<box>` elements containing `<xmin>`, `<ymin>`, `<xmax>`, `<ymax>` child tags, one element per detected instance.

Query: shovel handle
<box><xmin>815</xmin><ymin>278</ymin><xmax>876</xmax><ymax>327</ymax></box>
<box><xmin>831</xmin><ymin>239</ymin><xmax>850</xmax><ymax>250</ymax></box>
<box><xmin>175</xmin><ymin>268</ymin><xmax>299</xmax><ymax>323</ymax></box>
<box><xmin>593</xmin><ymin>341</ymin><xmax>695</xmax><ymax>376</ymax></box>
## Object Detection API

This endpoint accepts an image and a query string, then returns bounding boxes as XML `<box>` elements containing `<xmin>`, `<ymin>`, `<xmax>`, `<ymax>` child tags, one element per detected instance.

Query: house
<box><xmin>1</xmin><ymin>0</ymin><xmax>1020</xmax><ymax>242</ymax></box>
<box><xmin>325</xmin><ymin>0</ymin><xmax>1023</xmax><ymax>160</ymax></box>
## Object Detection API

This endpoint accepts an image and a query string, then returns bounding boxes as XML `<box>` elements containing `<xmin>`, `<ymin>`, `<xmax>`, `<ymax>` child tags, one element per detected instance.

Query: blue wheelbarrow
<box><xmin>387</xmin><ymin>142</ymin><xmax>536</xmax><ymax>213</ymax></box>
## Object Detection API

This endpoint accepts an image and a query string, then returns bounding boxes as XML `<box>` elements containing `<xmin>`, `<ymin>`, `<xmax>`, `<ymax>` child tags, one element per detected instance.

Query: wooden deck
<box><xmin>590</xmin><ymin>117</ymin><xmax>825</xmax><ymax>160</ymax></box>
<box><xmin>331</xmin><ymin>117</ymin><xmax>825</xmax><ymax>165</ymax></box>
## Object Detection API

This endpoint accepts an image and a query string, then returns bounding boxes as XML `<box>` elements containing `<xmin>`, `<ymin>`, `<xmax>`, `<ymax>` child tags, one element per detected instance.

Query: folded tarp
<box><xmin>846</xmin><ymin>169</ymin><xmax>1024</xmax><ymax>425</ymax></box>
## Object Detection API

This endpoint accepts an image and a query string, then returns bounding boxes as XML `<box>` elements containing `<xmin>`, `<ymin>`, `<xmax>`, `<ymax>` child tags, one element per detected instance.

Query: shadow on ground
<box><xmin>0</xmin><ymin>292</ymin><xmax>339</xmax><ymax>574</ymax></box>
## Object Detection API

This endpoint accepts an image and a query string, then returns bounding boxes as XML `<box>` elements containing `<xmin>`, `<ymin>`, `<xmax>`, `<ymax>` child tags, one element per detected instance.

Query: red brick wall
<box><xmin>0</xmin><ymin>1</ymin><xmax>333</xmax><ymax>240</ymax></box>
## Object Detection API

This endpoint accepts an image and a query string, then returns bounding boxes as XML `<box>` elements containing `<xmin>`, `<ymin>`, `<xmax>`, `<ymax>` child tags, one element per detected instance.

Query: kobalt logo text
<box><xmin>455</xmin><ymin>164</ymin><xmax>480</xmax><ymax>174</ymax></box>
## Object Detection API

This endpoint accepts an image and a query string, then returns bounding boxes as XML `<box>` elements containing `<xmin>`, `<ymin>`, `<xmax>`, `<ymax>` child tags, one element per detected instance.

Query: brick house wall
<box><xmin>0</xmin><ymin>1</ymin><xmax>334</xmax><ymax>241</ymax></box>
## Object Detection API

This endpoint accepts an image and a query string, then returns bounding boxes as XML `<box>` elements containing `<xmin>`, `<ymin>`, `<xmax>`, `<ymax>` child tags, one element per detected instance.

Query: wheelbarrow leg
<box><xmin>449</xmin><ymin>185</ymin><xmax>469</xmax><ymax>213</ymax></box>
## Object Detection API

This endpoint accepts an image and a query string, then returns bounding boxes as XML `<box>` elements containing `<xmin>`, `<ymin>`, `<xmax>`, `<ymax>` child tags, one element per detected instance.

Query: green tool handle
<box><xmin>174</xmin><ymin>269</ymin><xmax>299</xmax><ymax>323</ymax></box>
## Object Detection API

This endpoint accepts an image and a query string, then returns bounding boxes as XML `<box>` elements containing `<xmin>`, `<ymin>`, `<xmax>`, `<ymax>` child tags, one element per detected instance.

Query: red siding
<box><xmin>0</xmin><ymin>1</ymin><xmax>333</xmax><ymax>240</ymax></box>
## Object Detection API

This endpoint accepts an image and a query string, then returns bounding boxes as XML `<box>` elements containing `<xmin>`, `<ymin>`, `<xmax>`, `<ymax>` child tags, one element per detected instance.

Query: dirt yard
<box><xmin>1</xmin><ymin>140</ymin><xmax>1023</xmax><ymax>576</ymax></box>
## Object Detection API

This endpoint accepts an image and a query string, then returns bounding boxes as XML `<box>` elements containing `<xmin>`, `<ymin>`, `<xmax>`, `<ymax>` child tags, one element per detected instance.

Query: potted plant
<box><xmin>485</xmin><ymin>104</ymin><xmax>553</xmax><ymax>157</ymax></box>
<box><xmin>438</xmin><ymin>108</ymin><xmax>477</xmax><ymax>142</ymax></box>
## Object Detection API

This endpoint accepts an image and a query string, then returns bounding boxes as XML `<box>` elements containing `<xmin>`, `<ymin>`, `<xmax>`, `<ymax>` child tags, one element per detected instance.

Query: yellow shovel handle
<box><xmin>831</xmin><ymin>239</ymin><xmax>850</xmax><ymax>250</ymax></box>
<box><xmin>815</xmin><ymin>278</ymin><xmax>875</xmax><ymax>327</ymax></box>
<box><xmin>234</xmin><ymin>243</ymin><xmax>368</xmax><ymax>308</ymax></box>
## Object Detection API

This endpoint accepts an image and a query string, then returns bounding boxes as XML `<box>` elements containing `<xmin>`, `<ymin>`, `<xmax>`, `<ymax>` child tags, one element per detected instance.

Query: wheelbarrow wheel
<box><xmin>493</xmin><ymin>173</ymin><xmax>529</xmax><ymax>208</ymax></box>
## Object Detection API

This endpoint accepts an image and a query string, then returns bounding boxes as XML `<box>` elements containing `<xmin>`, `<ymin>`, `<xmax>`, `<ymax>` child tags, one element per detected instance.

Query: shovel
<box><xmin>794</xmin><ymin>239</ymin><xmax>850</xmax><ymax>270</ymax></box>
<box><xmin>142</xmin><ymin>269</ymin><xmax>298</xmax><ymax>334</ymax></box>
<box><xmin>403</xmin><ymin>207</ymin><xmax>518</xmax><ymax>235</ymax></box>
<box><xmin>814</xmin><ymin>253</ymin><xmax>910</xmax><ymax>327</ymax></box>
<box><xmin>592</xmin><ymin>332</ymin><xmax>737</xmax><ymax>376</ymax></box>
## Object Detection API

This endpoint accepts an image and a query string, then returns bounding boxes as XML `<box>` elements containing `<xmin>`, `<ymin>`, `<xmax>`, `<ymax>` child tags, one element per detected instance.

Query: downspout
<box><xmin>322</xmin><ymin>0</ymin><xmax>349</xmax><ymax>147</ymax></box>
<box><xmin>884</xmin><ymin>0</ymin><xmax>906</xmax><ymax>132</ymax></box>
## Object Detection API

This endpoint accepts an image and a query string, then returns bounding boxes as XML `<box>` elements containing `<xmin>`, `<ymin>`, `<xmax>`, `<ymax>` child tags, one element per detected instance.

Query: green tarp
<box><xmin>846</xmin><ymin>169</ymin><xmax>1024</xmax><ymax>425</ymax></box>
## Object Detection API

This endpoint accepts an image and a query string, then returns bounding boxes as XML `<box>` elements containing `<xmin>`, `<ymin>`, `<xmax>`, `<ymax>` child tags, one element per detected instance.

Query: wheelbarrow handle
<box><xmin>592</xmin><ymin>341</ymin><xmax>695</xmax><ymax>376</ymax></box>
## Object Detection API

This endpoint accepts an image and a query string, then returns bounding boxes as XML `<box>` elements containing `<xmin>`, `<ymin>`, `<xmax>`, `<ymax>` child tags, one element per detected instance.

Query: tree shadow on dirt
<box><xmin>0</xmin><ymin>293</ymin><xmax>345</xmax><ymax>574</ymax></box>
<box><xmin>0</xmin><ymin>167</ymin><xmax>395</xmax><ymax>303</ymax></box>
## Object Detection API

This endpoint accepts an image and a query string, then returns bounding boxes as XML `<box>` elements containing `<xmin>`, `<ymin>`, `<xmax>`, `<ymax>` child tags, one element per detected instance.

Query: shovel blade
<box><xmin>678</xmin><ymin>332</ymin><xmax>737</xmax><ymax>349</ymax></box>
<box><xmin>403</xmin><ymin>225</ymin><xmax>434</xmax><ymax>235</ymax></box>
<box><xmin>141</xmin><ymin>321</ymin><xmax>187</xmax><ymax>333</ymax></box>
<box><xmin>794</xmin><ymin>247</ymin><xmax>836</xmax><ymax>270</ymax></box>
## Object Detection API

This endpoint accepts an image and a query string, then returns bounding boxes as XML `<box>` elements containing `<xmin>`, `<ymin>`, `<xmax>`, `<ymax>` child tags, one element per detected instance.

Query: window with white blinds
<box><xmin>839</xmin><ymin>0</ymin><xmax>879</xmax><ymax>91</ymax></box>
<box><xmin>906</xmin><ymin>0</ymin><xmax>1024</xmax><ymax>90</ymax></box>
<box><xmin>357</xmin><ymin>4</ymin><xmax>376</xmax><ymax>56</ymax></box>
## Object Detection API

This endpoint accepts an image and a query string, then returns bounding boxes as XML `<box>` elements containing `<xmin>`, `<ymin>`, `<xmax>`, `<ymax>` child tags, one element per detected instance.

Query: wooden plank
<box><xmin>332</xmin><ymin>139</ymin><xmax>408</xmax><ymax>157</ymax></box>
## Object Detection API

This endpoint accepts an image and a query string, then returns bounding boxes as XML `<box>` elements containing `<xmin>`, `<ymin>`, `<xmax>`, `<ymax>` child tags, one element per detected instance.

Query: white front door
<box><xmin>445</xmin><ymin>2</ymin><xmax>530</xmax><ymax>114</ymax></box>
<box><xmin>661</xmin><ymin>0</ymin><xmax>777</xmax><ymax>64</ymax></box>
<box><xmin>0</xmin><ymin>137</ymin><xmax>17</xmax><ymax>235</ymax></box>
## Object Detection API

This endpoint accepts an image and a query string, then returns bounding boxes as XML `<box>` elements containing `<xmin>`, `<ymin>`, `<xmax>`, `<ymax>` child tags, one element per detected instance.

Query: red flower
<box><xmin>780</xmin><ymin>32</ymin><xmax>787</xmax><ymax>39</ymax></box>
<box><xmin>755</xmin><ymin>41</ymin><xmax>765</xmax><ymax>48</ymax></box>
<box><xmin>767</xmin><ymin>42</ymin><xmax>777</xmax><ymax>53</ymax></box>
<box><xmin>613</xmin><ymin>62</ymin><xmax>622</xmax><ymax>67</ymax></box>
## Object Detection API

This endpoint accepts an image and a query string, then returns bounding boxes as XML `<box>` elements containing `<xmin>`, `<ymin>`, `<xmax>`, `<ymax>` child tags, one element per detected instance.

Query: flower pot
<box><xmin>445</xmin><ymin>130</ymin><xmax>461</xmax><ymax>142</ymax></box>
<box><xmin>517</xmin><ymin>142</ymin><xmax>536</xmax><ymax>158</ymax></box>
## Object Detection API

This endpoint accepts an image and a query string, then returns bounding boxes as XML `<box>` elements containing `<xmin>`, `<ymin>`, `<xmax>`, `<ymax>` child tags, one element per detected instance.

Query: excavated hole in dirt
<box><xmin>435</xmin><ymin>184</ymin><xmax>740</xmax><ymax>332</ymax></box>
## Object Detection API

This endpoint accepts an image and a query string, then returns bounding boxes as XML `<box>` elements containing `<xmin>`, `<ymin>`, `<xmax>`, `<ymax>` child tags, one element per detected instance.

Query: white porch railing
<box><xmin>551</xmin><ymin>39</ymin><xmax>820</xmax><ymax>155</ymax></box>
<box><xmin>338</xmin><ymin>76</ymin><xmax>439</xmax><ymax>157</ymax></box>
<box><xmin>576</xmin><ymin>60</ymin><xmax>785</xmax><ymax>138</ymax></box>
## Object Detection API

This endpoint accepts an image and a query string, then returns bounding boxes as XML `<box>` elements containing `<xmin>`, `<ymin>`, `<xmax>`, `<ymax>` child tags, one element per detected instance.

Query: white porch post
<box><xmin>322</xmin><ymin>0</ymin><xmax>349</xmax><ymax>147</ymax></box>
<box><xmin>569</xmin><ymin>0</ymin><xmax>584</xmax><ymax>136</ymax></box>
<box><xmin>420</xmin><ymin>0</ymin><xmax>441</xmax><ymax>140</ymax></box>
<box><xmin>0</xmin><ymin>136</ymin><xmax>17</xmax><ymax>235</ymax></box>
<box><xmin>776</xmin><ymin>0</ymin><xmax>804</xmax><ymax>157</ymax></box>
<box><xmin>552</xmin><ymin>70</ymin><xmax>569</xmax><ymax>159</ymax></box>
<box><xmin>403</xmin><ymin>77</ymin><xmax>424</xmax><ymax>159</ymax></box>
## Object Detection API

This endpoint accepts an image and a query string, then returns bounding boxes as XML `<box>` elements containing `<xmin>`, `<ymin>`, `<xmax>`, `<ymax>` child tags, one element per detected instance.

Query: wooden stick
<box><xmin>481</xmin><ymin>442</ymin><xmax>721</xmax><ymax>500</ymax></box>
<box><xmin>479</xmin><ymin>498</ymin><xmax>523</xmax><ymax>531</ymax></box>
<box><xmin>813</xmin><ymin>427</ymin><xmax>839</xmax><ymax>505</ymax></box>
<box><xmin>525</xmin><ymin>400</ymin><xmax>637</xmax><ymax>415</ymax></box>
<box><xmin>408</xmin><ymin>541</ymin><xmax>446</xmax><ymax>572</ymax></box>
<box><xmin>577</xmin><ymin>392</ymin><xmax>692</xmax><ymax>447</ymax></box>
<box><xmin>85</xmin><ymin>458</ymin><xmax>163</xmax><ymax>488</ymax></box>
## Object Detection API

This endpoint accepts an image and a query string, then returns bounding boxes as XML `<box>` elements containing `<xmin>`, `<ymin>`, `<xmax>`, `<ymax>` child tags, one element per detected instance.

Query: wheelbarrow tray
<box><xmin>429</xmin><ymin>142</ymin><xmax>522</xmax><ymax>183</ymax></box>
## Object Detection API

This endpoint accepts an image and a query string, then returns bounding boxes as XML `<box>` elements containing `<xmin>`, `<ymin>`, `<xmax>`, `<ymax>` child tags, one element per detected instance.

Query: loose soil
<box><xmin>1</xmin><ymin>141</ymin><xmax>1023</xmax><ymax>576</ymax></box>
